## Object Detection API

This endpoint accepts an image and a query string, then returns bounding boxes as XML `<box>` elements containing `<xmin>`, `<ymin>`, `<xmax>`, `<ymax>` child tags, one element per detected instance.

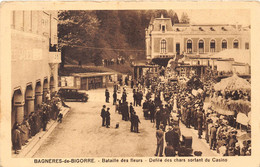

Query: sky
<box><xmin>175</xmin><ymin>9</ymin><xmax>250</xmax><ymax>26</ymax></box>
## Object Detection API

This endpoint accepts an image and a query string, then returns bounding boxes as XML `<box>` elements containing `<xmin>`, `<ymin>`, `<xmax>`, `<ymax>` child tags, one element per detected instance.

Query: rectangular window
<box><xmin>176</xmin><ymin>43</ymin><xmax>180</xmax><ymax>55</ymax></box>
<box><xmin>245</xmin><ymin>43</ymin><xmax>249</xmax><ymax>50</ymax></box>
<box><xmin>162</xmin><ymin>25</ymin><xmax>165</xmax><ymax>33</ymax></box>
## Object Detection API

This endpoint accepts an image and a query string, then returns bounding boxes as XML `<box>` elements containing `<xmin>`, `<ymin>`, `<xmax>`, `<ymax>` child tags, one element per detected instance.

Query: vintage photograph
<box><xmin>9</xmin><ymin>8</ymin><xmax>252</xmax><ymax>159</ymax></box>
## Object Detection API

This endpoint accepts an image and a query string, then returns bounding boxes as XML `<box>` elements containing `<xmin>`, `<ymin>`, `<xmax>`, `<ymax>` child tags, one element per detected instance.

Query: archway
<box><xmin>24</xmin><ymin>84</ymin><xmax>34</xmax><ymax>118</ymax></box>
<box><xmin>12</xmin><ymin>89</ymin><xmax>24</xmax><ymax>127</ymax></box>
<box><xmin>34</xmin><ymin>81</ymin><xmax>42</xmax><ymax>110</ymax></box>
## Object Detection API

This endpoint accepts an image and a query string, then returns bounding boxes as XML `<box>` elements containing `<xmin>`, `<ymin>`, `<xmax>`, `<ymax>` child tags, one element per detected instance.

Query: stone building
<box><xmin>145</xmin><ymin>15</ymin><xmax>250</xmax><ymax>61</ymax></box>
<box><xmin>11</xmin><ymin>11</ymin><xmax>61</xmax><ymax>127</ymax></box>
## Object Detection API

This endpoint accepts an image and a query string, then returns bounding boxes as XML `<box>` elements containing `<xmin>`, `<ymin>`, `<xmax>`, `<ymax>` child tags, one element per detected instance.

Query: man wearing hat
<box><xmin>165</xmin><ymin>127</ymin><xmax>174</xmax><ymax>147</ymax></box>
<box><xmin>197</xmin><ymin>109</ymin><xmax>204</xmax><ymax>139</ymax></box>
<box><xmin>186</xmin><ymin>106</ymin><xmax>191</xmax><ymax>128</ymax></box>
<box><xmin>105</xmin><ymin>89</ymin><xmax>110</xmax><ymax>103</ymax></box>
<box><xmin>155</xmin><ymin>107</ymin><xmax>161</xmax><ymax>130</ymax></box>
<box><xmin>133</xmin><ymin>111</ymin><xmax>141</xmax><ymax>133</ymax></box>
<box><xmin>105</xmin><ymin>108</ymin><xmax>111</xmax><ymax>128</ymax></box>
<box><xmin>149</xmin><ymin>101</ymin><xmax>156</xmax><ymax>123</ymax></box>
<box><xmin>100</xmin><ymin>105</ymin><xmax>106</xmax><ymax>127</ymax></box>
<box><xmin>209</xmin><ymin>123</ymin><xmax>218</xmax><ymax>150</ymax></box>
<box><xmin>155</xmin><ymin>125</ymin><xmax>164</xmax><ymax>157</ymax></box>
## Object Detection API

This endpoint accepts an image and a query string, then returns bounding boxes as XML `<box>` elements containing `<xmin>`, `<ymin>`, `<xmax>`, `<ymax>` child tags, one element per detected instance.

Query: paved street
<box><xmin>33</xmin><ymin>87</ymin><xmax>218</xmax><ymax>157</ymax></box>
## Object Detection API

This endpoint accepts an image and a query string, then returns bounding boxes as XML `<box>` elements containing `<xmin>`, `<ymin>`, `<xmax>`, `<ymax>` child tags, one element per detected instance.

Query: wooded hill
<box><xmin>58</xmin><ymin>10</ymin><xmax>184</xmax><ymax>67</ymax></box>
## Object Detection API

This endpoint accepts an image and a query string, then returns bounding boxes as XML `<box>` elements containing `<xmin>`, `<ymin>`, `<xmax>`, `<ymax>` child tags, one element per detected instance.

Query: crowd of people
<box><xmin>12</xmin><ymin>92</ymin><xmax>68</xmax><ymax>154</ymax></box>
<box><xmin>214</xmin><ymin>89</ymin><xmax>251</xmax><ymax>101</ymax></box>
<box><xmin>102</xmin><ymin>71</ymin><xmax>251</xmax><ymax>157</ymax></box>
<box><xmin>102</xmin><ymin>56</ymin><xmax>126</xmax><ymax>67</ymax></box>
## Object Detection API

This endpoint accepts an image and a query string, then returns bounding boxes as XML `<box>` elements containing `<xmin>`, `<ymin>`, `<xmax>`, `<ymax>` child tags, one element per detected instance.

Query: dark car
<box><xmin>57</xmin><ymin>87</ymin><xmax>88</xmax><ymax>102</ymax></box>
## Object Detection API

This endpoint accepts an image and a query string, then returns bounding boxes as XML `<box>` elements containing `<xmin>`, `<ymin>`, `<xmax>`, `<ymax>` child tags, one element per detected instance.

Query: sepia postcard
<box><xmin>0</xmin><ymin>1</ymin><xmax>260</xmax><ymax>167</ymax></box>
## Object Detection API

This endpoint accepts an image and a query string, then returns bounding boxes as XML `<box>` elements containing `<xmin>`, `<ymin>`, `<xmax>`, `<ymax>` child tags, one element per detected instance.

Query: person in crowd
<box><xmin>133</xmin><ymin>91</ymin><xmax>137</xmax><ymax>106</ymax></box>
<box><xmin>130</xmin><ymin>110</ymin><xmax>135</xmax><ymax>132</ymax></box>
<box><xmin>186</xmin><ymin>106</ymin><xmax>191</xmax><ymax>128</ymax></box>
<box><xmin>161</xmin><ymin>108</ymin><xmax>167</xmax><ymax>132</ymax></box>
<box><xmin>125</xmin><ymin>76</ymin><xmax>129</xmax><ymax>86</ymax></box>
<box><xmin>100</xmin><ymin>105</ymin><xmax>106</xmax><ymax>127</ymax></box>
<box><xmin>12</xmin><ymin>122</ymin><xmax>25</xmax><ymax>154</ymax></box>
<box><xmin>131</xmin><ymin>79</ymin><xmax>134</xmax><ymax>89</ymax></box>
<box><xmin>129</xmin><ymin>102</ymin><xmax>134</xmax><ymax>115</ymax></box>
<box><xmin>133</xmin><ymin>111</ymin><xmax>141</xmax><ymax>133</ymax></box>
<box><xmin>115</xmin><ymin>100</ymin><xmax>119</xmax><ymax>113</ymax></box>
<box><xmin>197</xmin><ymin>109</ymin><xmax>204</xmax><ymax>139</ymax></box>
<box><xmin>105</xmin><ymin>108</ymin><xmax>111</xmax><ymax>128</ymax></box>
<box><xmin>164</xmin><ymin>142</ymin><xmax>175</xmax><ymax>157</ymax></box>
<box><xmin>149</xmin><ymin>101</ymin><xmax>155</xmax><ymax>123</ymax></box>
<box><xmin>20</xmin><ymin>120</ymin><xmax>29</xmax><ymax>146</ymax></box>
<box><xmin>105</xmin><ymin>88</ymin><xmax>110</xmax><ymax>103</ymax></box>
<box><xmin>122</xmin><ymin>90</ymin><xmax>127</xmax><ymax>103</ymax></box>
<box><xmin>155</xmin><ymin>107</ymin><xmax>161</xmax><ymax>130</ymax></box>
<box><xmin>155</xmin><ymin>125</ymin><xmax>164</xmax><ymax>157</ymax></box>
<box><xmin>165</xmin><ymin>127</ymin><xmax>174</xmax><ymax>147</ymax></box>
<box><xmin>42</xmin><ymin>110</ymin><xmax>48</xmax><ymax>131</ymax></box>
<box><xmin>113</xmin><ymin>90</ymin><xmax>117</xmax><ymax>105</ymax></box>
<box><xmin>142</xmin><ymin>100</ymin><xmax>149</xmax><ymax>119</ymax></box>
<box><xmin>234</xmin><ymin>142</ymin><xmax>240</xmax><ymax>156</ymax></box>
<box><xmin>58</xmin><ymin>112</ymin><xmax>63</xmax><ymax>123</ymax></box>
<box><xmin>210</xmin><ymin>123</ymin><xmax>218</xmax><ymax>150</ymax></box>
<box><xmin>138</xmin><ymin>90</ymin><xmax>143</xmax><ymax>106</ymax></box>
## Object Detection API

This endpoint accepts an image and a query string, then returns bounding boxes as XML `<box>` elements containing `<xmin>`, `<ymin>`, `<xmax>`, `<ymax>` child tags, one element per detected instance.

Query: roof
<box><xmin>177</xmin><ymin>65</ymin><xmax>207</xmax><ymax>67</ymax></box>
<box><xmin>72</xmin><ymin>72</ymin><xmax>115</xmax><ymax>78</ymax></box>
<box><xmin>149</xmin><ymin>16</ymin><xmax>250</xmax><ymax>34</ymax></box>
<box><xmin>210</xmin><ymin>49</ymin><xmax>250</xmax><ymax>65</ymax></box>
<box><xmin>152</xmin><ymin>15</ymin><xmax>173</xmax><ymax>31</ymax></box>
<box><xmin>59</xmin><ymin>87</ymin><xmax>78</xmax><ymax>90</ymax></box>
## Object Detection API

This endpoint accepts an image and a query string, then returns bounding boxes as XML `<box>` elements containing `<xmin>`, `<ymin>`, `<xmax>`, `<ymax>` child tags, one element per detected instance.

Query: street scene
<box><xmin>10</xmin><ymin>9</ymin><xmax>251</xmax><ymax>158</ymax></box>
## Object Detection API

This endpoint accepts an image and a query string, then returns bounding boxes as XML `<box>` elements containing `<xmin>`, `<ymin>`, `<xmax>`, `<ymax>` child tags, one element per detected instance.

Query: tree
<box><xmin>180</xmin><ymin>12</ymin><xmax>190</xmax><ymax>24</ymax></box>
<box><xmin>173</xmin><ymin>13</ymin><xmax>179</xmax><ymax>24</ymax></box>
<box><xmin>58</xmin><ymin>10</ymin><xmax>100</xmax><ymax>67</ymax></box>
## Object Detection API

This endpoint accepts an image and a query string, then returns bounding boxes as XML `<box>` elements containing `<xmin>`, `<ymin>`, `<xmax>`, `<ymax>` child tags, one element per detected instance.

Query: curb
<box><xmin>13</xmin><ymin>107</ymin><xmax>70</xmax><ymax>158</ymax></box>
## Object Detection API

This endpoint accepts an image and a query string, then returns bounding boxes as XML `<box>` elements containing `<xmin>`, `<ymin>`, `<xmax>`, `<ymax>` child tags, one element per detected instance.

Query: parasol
<box><xmin>214</xmin><ymin>74</ymin><xmax>251</xmax><ymax>91</ymax></box>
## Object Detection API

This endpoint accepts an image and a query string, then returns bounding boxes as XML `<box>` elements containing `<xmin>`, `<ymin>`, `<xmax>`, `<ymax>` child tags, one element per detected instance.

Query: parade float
<box><xmin>211</xmin><ymin>74</ymin><xmax>251</xmax><ymax>128</ymax></box>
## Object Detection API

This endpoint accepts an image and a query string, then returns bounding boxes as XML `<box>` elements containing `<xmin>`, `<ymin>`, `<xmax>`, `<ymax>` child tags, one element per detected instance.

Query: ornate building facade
<box><xmin>145</xmin><ymin>15</ymin><xmax>250</xmax><ymax>60</ymax></box>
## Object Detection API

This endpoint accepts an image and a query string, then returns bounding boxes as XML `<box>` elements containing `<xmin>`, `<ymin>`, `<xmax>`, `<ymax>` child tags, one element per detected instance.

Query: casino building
<box><xmin>145</xmin><ymin>15</ymin><xmax>250</xmax><ymax>66</ymax></box>
<box><xmin>11</xmin><ymin>11</ymin><xmax>61</xmax><ymax>127</ymax></box>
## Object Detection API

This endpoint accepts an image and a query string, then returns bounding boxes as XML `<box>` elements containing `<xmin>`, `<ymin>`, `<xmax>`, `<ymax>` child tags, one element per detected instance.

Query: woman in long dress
<box><xmin>12</xmin><ymin>122</ymin><xmax>24</xmax><ymax>154</ymax></box>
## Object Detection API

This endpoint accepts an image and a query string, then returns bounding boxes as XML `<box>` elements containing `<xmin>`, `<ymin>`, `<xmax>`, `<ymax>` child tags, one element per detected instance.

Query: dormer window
<box><xmin>222</xmin><ymin>27</ymin><xmax>227</xmax><ymax>31</ymax></box>
<box><xmin>162</xmin><ymin>25</ymin><xmax>166</xmax><ymax>33</ymax></box>
<box><xmin>199</xmin><ymin>27</ymin><xmax>203</xmax><ymax>31</ymax></box>
<box><xmin>210</xmin><ymin>27</ymin><xmax>215</xmax><ymax>31</ymax></box>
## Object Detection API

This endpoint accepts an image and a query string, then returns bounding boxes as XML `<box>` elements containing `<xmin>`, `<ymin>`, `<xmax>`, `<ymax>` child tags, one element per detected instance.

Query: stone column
<box><xmin>15</xmin><ymin>104</ymin><xmax>25</xmax><ymax>124</ymax></box>
<box><xmin>26</xmin><ymin>97</ymin><xmax>35</xmax><ymax>116</ymax></box>
<box><xmin>35</xmin><ymin>92</ymin><xmax>43</xmax><ymax>108</ymax></box>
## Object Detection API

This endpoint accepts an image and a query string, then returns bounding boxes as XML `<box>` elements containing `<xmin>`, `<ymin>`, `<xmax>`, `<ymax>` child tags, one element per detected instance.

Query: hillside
<box><xmin>58</xmin><ymin>10</ymin><xmax>180</xmax><ymax>70</ymax></box>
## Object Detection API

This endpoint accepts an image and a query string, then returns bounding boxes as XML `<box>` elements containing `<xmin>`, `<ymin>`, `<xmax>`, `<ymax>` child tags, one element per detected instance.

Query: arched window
<box><xmin>160</xmin><ymin>39</ymin><xmax>166</xmax><ymax>53</ymax></box>
<box><xmin>233</xmin><ymin>39</ymin><xmax>239</xmax><ymax>49</ymax></box>
<box><xmin>198</xmin><ymin>40</ymin><xmax>204</xmax><ymax>53</ymax></box>
<box><xmin>187</xmin><ymin>39</ymin><xmax>192</xmax><ymax>53</ymax></box>
<box><xmin>210</xmin><ymin>39</ymin><xmax>216</xmax><ymax>52</ymax></box>
<box><xmin>222</xmin><ymin>39</ymin><xmax>227</xmax><ymax>50</ymax></box>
